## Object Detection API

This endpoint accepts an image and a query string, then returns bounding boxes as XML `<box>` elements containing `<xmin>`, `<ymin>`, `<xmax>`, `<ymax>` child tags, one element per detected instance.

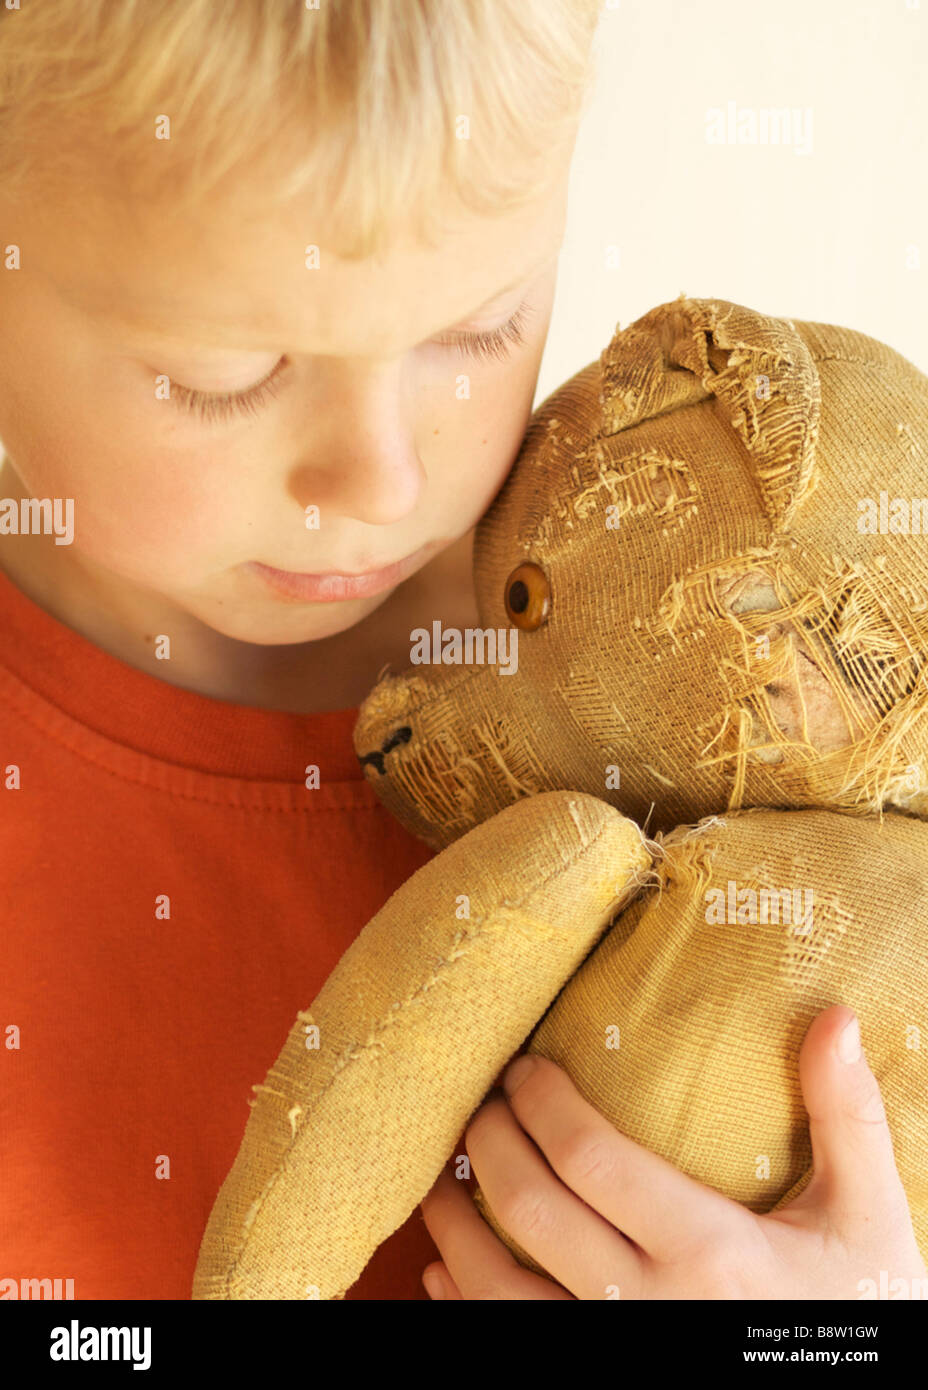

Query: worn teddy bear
<box><xmin>193</xmin><ymin>298</ymin><xmax>928</xmax><ymax>1300</ymax></box>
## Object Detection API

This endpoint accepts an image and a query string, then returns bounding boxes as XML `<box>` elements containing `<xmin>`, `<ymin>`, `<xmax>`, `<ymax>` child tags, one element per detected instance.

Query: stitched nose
<box><xmin>357</xmin><ymin>724</ymin><xmax>413</xmax><ymax>776</ymax></box>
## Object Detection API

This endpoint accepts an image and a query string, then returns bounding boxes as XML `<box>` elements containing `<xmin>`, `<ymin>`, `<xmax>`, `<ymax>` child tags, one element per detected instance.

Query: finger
<box><xmin>465</xmin><ymin>1092</ymin><xmax>642</xmax><ymax>1300</ymax></box>
<box><xmin>420</xmin><ymin>1163</ymin><xmax>574</xmax><ymax>1300</ymax></box>
<box><xmin>501</xmin><ymin>1054</ymin><xmax>740</xmax><ymax>1261</ymax></box>
<box><xmin>422</xmin><ymin>1262</ymin><xmax>463</xmax><ymax>1300</ymax></box>
<box><xmin>793</xmin><ymin>1005</ymin><xmax>909</xmax><ymax>1227</ymax></box>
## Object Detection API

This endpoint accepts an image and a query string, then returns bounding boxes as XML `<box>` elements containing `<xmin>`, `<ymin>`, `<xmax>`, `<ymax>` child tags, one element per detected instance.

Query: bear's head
<box><xmin>354</xmin><ymin>297</ymin><xmax>928</xmax><ymax>849</ymax></box>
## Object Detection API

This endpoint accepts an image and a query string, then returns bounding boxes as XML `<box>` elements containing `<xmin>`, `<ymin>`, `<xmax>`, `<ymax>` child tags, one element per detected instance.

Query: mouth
<box><xmin>245</xmin><ymin>541</ymin><xmax>437</xmax><ymax>604</ymax></box>
<box><xmin>357</xmin><ymin>723</ymin><xmax>414</xmax><ymax>776</ymax></box>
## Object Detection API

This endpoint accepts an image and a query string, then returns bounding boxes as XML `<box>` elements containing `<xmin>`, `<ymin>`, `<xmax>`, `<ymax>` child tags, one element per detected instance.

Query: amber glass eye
<box><xmin>504</xmin><ymin>561</ymin><xmax>551</xmax><ymax>630</ymax></box>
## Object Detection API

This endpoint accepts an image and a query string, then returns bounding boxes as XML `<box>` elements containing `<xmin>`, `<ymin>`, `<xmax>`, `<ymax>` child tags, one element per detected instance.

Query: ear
<box><xmin>600</xmin><ymin>296</ymin><xmax>821</xmax><ymax>531</ymax></box>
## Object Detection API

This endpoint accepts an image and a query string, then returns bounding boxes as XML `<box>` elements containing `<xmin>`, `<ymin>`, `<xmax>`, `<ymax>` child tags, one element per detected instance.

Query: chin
<box><xmin>193</xmin><ymin>589</ymin><xmax>392</xmax><ymax>647</ymax></box>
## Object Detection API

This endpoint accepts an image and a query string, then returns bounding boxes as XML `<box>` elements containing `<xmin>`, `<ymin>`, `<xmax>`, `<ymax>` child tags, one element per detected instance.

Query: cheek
<box><xmin>0</xmin><ymin>318</ymin><xmax>250</xmax><ymax>584</ymax></box>
<box><xmin>7</xmin><ymin>399</ymin><xmax>242</xmax><ymax>584</ymax></box>
<box><xmin>428</xmin><ymin>355</ymin><xmax>540</xmax><ymax>517</ymax></box>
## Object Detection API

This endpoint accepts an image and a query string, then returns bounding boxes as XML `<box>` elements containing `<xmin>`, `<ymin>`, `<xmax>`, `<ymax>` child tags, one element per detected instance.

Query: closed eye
<box><xmin>167</xmin><ymin>358</ymin><xmax>290</xmax><ymax>426</ymax></box>
<box><xmin>164</xmin><ymin>297</ymin><xmax>535</xmax><ymax>426</ymax></box>
<box><xmin>432</xmin><ymin>298</ymin><xmax>535</xmax><ymax>363</ymax></box>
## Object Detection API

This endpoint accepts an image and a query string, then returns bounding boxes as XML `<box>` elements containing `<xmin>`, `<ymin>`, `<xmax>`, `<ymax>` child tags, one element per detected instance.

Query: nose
<box><xmin>353</xmin><ymin>670</ymin><xmax>420</xmax><ymax>776</ymax></box>
<box><xmin>287</xmin><ymin>358</ymin><xmax>426</xmax><ymax>526</ymax></box>
<box><xmin>357</xmin><ymin>723</ymin><xmax>413</xmax><ymax>777</ymax></box>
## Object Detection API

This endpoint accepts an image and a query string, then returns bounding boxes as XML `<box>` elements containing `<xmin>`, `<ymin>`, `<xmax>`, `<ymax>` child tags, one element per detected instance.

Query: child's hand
<box><xmin>420</xmin><ymin>1005</ymin><xmax>926</xmax><ymax>1300</ymax></box>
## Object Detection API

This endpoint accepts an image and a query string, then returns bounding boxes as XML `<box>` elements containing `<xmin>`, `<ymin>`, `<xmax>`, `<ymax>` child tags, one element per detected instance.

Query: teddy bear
<box><xmin>192</xmin><ymin>297</ymin><xmax>928</xmax><ymax>1300</ymax></box>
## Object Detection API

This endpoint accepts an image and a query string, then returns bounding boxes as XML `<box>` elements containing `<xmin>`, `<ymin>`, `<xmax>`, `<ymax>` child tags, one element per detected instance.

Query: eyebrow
<box><xmin>430</xmin><ymin>281</ymin><xmax>531</xmax><ymax>344</ymax></box>
<box><xmin>454</xmin><ymin>270</ymin><xmax>535</xmax><ymax>319</ymax></box>
<box><xmin>100</xmin><ymin>256</ymin><xmax>553</xmax><ymax>353</ymax></box>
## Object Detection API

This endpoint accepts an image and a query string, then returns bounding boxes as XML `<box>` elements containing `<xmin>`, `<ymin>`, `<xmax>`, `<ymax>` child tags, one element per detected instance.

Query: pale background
<box><xmin>536</xmin><ymin>0</ymin><xmax>928</xmax><ymax>409</ymax></box>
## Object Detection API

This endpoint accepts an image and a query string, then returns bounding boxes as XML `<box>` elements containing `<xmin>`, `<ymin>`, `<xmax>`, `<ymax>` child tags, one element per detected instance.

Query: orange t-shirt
<box><xmin>0</xmin><ymin>563</ymin><xmax>446</xmax><ymax>1300</ymax></box>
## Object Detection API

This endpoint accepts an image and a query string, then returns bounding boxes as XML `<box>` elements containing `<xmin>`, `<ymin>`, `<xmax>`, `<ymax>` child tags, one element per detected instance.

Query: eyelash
<box><xmin>166</xmin><ymin>298</ymin><xmax>535</xmax><ymax>425</ymax></box>
<box><xmin>434</xmin><ymin>298</ymin><xmax>534</xmax><ymax>363</ymax></box>
<box><xmin>169</xmin><ymin>360</ymin><xmax>288</xmax><ymax>426</ymax></box>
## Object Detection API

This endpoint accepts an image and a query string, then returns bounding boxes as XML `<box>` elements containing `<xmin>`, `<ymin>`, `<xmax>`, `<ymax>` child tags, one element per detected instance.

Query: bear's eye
<box><xmin>504</xmin><ymin>562</ymin><xmax>551</xmax><ymax>630</ymax></box>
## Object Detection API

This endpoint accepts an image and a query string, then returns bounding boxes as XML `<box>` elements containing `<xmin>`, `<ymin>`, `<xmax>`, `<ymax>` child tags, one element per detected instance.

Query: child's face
<box><xmin>0</xmin><ymin>145</ymin><xmax>571</xmax><ymax>646</ymax></box>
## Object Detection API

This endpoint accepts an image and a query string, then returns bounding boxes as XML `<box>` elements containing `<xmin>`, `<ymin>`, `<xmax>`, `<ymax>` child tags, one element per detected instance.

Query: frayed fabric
<box><xmin>194</xmin><ymin>299</ymin><xmax>928</xmax><ymax>1297</ymax></box>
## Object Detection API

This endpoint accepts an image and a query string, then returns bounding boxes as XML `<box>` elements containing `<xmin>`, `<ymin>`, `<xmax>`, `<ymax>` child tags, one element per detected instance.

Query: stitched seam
<box><xmin>810</xmin><ymin>353</ymin><xmax>898</xmax><ymax>369</ymax></box>
<box><xmin>1</xmin><ymin>677</ymin><xmax>369</xmax><ymax>807</ymax></box>
<box><xmin>220</xmin><ymin>809</ymin><xmax>635</xmax><ymax>1297</ymax></box>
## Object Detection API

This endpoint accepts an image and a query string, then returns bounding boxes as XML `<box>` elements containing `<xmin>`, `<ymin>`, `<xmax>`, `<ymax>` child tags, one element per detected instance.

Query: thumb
<box><xmin>795</xmin><ymin>1004</ymin><xmax>905</xmax><ymax>1224</ymax></box>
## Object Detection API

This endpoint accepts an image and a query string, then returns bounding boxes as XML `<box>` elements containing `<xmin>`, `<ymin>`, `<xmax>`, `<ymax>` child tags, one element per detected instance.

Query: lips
<box><xmin>246</xmin><ymin>542</ymin><xmax>435</xmax><ymax>603</ymax></box>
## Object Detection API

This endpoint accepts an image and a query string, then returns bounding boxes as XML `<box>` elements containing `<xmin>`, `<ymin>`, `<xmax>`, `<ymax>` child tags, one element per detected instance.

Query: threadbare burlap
<box><xmin>192</xmin><ymin>792</ymin><xmax>649</xmax><ymax>1299</ymax></box>
<box><xmin>474</xmin><ymin>807</ymin><xmax>928</xmax><ymax>1277</ymax></box>
<box><xmin>356</xmin><ymin>299</ymin><xmax>928</xmax><ymax>843</ymax></box>
<box><xmin>194</xmin><ymin>299</ymin><xmax>928</xmax><ymax>1297</ymax></box>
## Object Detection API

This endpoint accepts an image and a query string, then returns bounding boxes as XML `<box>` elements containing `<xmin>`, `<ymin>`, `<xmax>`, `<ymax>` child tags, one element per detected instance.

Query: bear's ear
<box><xmin>600</xmin><ymin>297</ymin><xmax>820</xmax><ymax>531</ymax></box>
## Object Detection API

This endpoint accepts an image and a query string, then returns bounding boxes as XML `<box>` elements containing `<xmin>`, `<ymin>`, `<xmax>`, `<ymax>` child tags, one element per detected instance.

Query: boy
<box><xmin>0</xmin><ymin>0</ymin><xmax>922</xmax><ymax>1302</ymax></box>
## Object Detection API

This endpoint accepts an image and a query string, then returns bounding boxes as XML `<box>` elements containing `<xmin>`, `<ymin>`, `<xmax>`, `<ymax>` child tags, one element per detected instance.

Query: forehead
<box><xmin>24</xmin><ymin>149</ymin><xmax>572</xmax><ymax>360</ymax></box>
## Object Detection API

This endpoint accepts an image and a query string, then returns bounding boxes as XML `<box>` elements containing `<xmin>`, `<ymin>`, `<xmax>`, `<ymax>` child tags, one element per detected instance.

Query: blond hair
<box><xmin>0</xmin><ymin>0</ymin><xmax>600</xmax><ymax>257</ymax></box>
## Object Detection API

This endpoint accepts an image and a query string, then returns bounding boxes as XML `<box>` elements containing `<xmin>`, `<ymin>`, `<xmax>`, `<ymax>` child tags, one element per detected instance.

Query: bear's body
<box><xmin>476</xmin><ymin>807</ymin><xmax>928</xmax><ymax>1274</ymax></box>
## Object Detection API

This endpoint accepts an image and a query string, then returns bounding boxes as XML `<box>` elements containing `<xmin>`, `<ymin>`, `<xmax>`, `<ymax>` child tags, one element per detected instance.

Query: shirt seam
<box><xmin>0</xmin><ymin>664</ymin><xmax>372</xmax><ymax>808</ymax></box>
